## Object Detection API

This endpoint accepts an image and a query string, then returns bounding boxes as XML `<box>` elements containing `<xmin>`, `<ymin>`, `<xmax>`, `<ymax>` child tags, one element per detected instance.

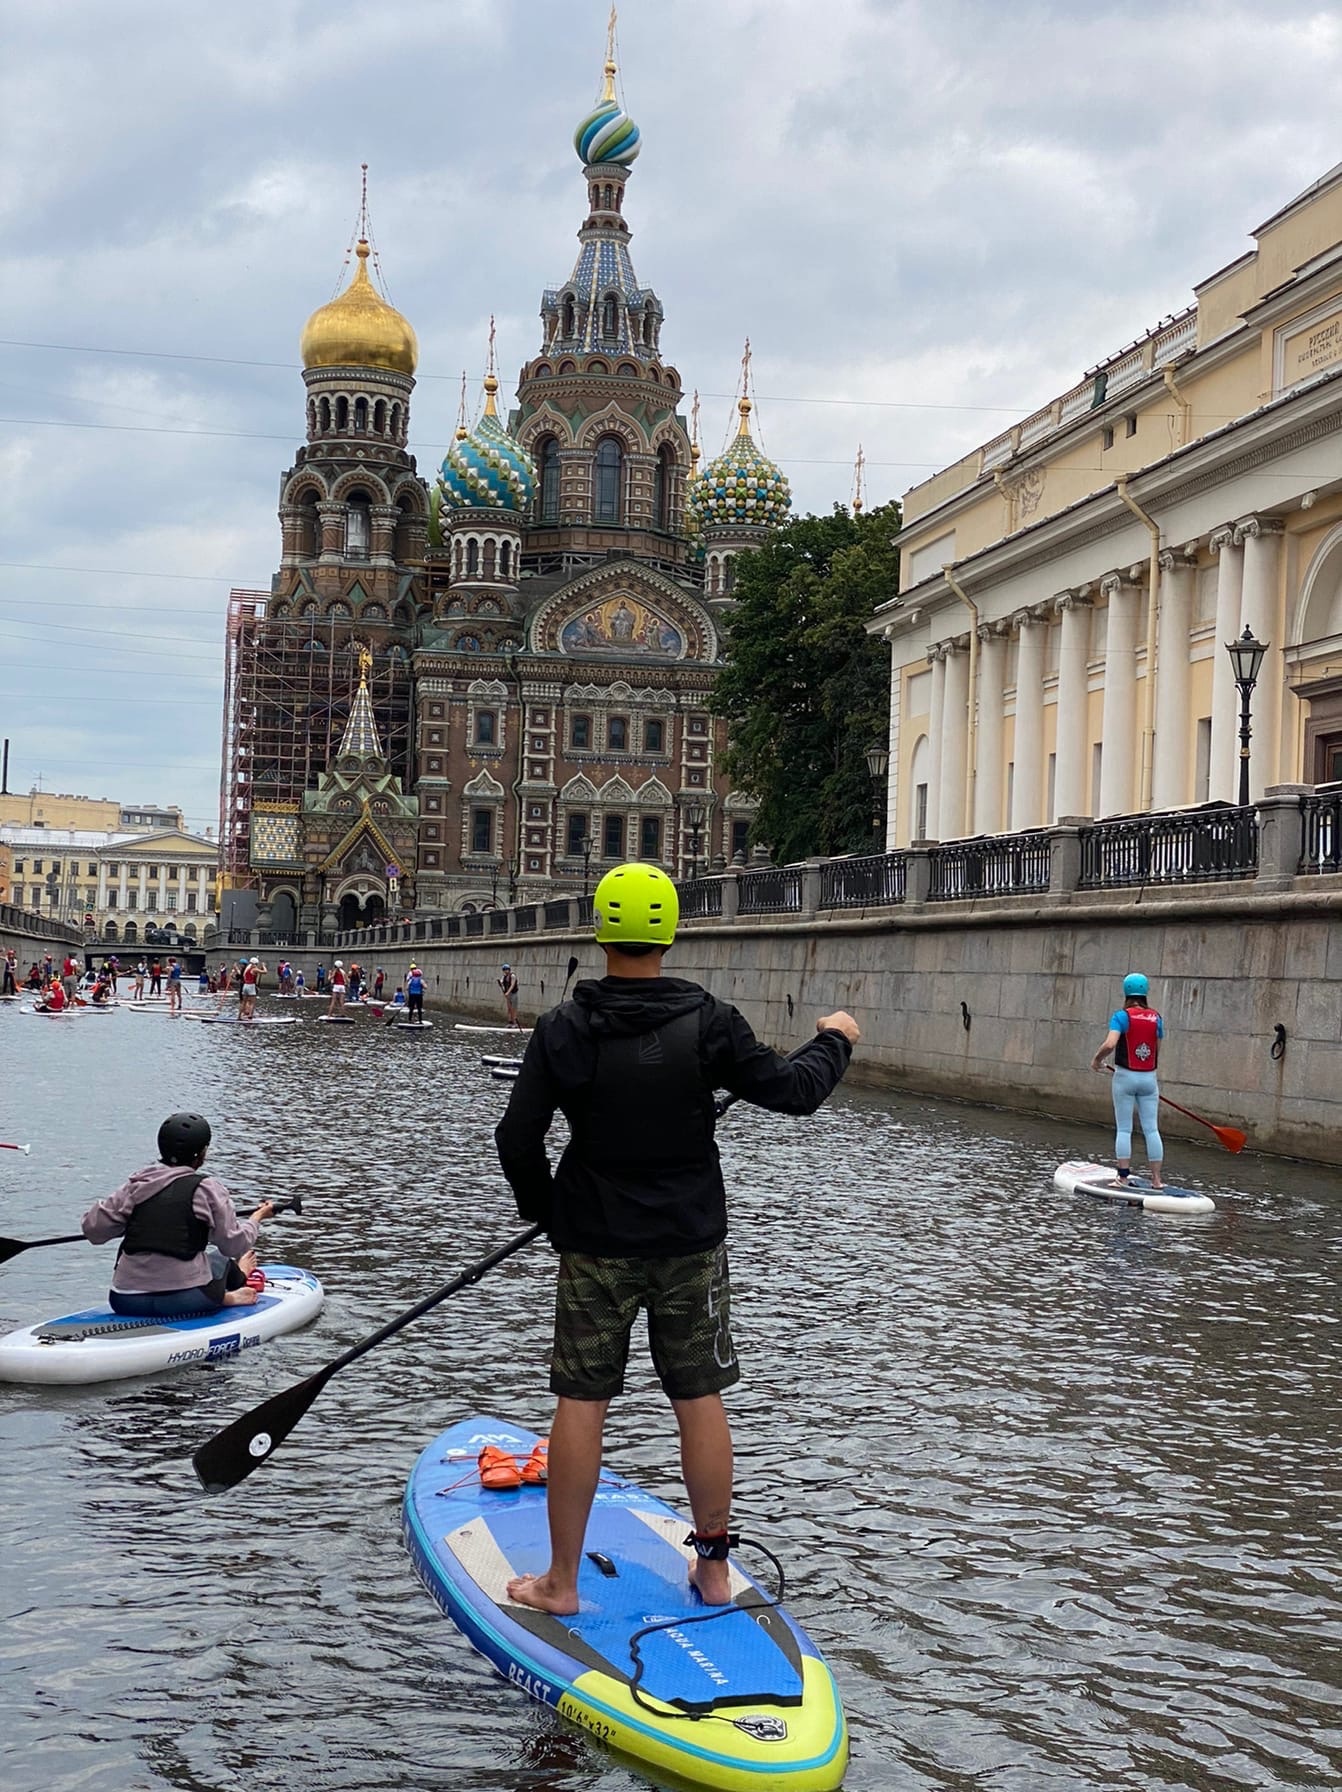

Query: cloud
<box><xmin>2</xmin><ymin>0</ymin><xmax>1339</xmax><ymax>825</ymax></box>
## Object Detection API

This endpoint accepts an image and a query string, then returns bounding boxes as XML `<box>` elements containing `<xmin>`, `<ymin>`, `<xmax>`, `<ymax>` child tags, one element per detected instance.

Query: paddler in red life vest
<box><xmin>327</xmin><ymin>959</ymin><xmax>348</xmax><ymax>1016</ymax></box>
<box><xmin>80</xmin><ymin>1112</ymin><xmax>274</xmax><ymax>1316</ymax></box>
<box><xmin>239</xmin><ymin>957</ymin><xmax>264</xmax><ymax>1019</ymax></box>
<box><xmin>42</xmin><ymin>978</ymin><xmax>67</xmax><ymax>1012</ymax></box>
<box><xmin>1090</xmin><ymin>972</ymin><xmax>1165</xmax><ymax>1189</ymax></box>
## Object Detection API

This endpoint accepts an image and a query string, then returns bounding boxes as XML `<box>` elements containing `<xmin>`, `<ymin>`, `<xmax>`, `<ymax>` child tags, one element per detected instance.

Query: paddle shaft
<box><xmin>0</xmin><ymin>1142</ymin><xmax>31</xmax><ymax>1153</ymax></box>
<box><xmin>0</xmin><ymin>1200</ymin><xmax>299</xmax><ymax>1267</ymax></box>
<box><xmin>1102</xmin><ymin>1065</ymin><xmax>1246</xmax><ymax>1152</ymax></box>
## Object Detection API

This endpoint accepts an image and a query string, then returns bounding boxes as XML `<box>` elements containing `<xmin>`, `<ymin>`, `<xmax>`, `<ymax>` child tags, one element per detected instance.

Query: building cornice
<box><xmin>873</xmin><ymin>366</ymin><xmax>1342</xmax><ymax>629</ymax></box>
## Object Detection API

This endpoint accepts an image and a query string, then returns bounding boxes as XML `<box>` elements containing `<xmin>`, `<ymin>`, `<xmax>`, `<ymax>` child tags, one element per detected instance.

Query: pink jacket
<box><xmin>81</xmin><ymin>1162</ymin><xmax>259</xmax><ymax>1293</ymax></box>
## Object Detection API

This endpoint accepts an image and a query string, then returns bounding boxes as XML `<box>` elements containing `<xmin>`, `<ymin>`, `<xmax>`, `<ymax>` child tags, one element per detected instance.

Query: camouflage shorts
<box><xmin>550</xmin><ymin>1244</ymin><xmax>741</xmax><ymax>1402</ymax></box>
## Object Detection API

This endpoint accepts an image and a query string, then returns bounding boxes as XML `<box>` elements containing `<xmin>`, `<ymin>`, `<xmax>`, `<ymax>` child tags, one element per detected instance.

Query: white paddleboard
<box><xmin>395</xmin><ymin>1020</ymin><xmax>434</xmax><ymax>1031</ymax></box>
<box><xmin>489</xmin><ymin>1066</ymin><xmax>520</xmax><ymax>1081</ymax></box>
<box><xmin>0</xmin><ymin>1266</ymin><xmax>324</xmax><ymax>1385</ymax></box>
<box><xmin>1054</xmin><ymin>1161</ymin><xmax>1215</xmax><ymax>1215</ymax></box>
<box><xmin>199</xmin><ymin>1015</ymin><xmax>300</xmax><ymax>1027</ymax></box>
<box><xmin>453</xmin><ymin>1024</ymin><xmax>532</xmax><ymax>1036</ymax></box>
<box><xmin>317</xmin><ymin>1014</ymin><xmax>357</xmax><ymax>1024</ymax></box>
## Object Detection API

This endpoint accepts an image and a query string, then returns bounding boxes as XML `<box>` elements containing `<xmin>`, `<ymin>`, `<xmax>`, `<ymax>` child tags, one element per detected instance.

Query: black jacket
<box><xmin>494</xmin><ymin>975</ymin><xmax>852</xmax><ymax>1258</ymax></box>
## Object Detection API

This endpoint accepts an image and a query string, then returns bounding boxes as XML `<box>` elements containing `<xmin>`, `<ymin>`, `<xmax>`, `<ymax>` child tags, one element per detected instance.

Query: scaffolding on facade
<box><xmin>219</xmin><ymin>589</ymin><xmax>415</xmax><ymax>887</ymax></box>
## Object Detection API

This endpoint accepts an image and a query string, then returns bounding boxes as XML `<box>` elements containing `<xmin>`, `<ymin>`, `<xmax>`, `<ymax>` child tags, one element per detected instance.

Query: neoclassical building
<box><xmin>872</xmin><ymin>164</ymin><xmax>1342</xmax><ymax>846</ymax></box>
<box><xmin>224</xmin><ymin>41</ymin><xmax>789</xmax><ymax>935</ymax></box>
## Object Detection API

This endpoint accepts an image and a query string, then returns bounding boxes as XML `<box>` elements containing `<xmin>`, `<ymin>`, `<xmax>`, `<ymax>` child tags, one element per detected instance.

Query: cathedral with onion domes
<box><xmin>229</xmin><ymin>29</ymin><xmax>791</xmax><ymax>935</ymax></box>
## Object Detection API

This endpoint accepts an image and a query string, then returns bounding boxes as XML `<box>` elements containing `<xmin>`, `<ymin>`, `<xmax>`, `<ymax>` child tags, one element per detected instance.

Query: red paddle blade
<box><xmin>1212</xmin><ymin>1124</ymin><xmax>1248</xmax><ymax>1154</ymax></box>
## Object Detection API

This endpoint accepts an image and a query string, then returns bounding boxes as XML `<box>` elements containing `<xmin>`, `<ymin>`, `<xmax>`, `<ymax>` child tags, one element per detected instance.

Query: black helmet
<box><xmin>157</xmin><ymin>1112</ymin><xmax>212</xmax><ymax>1165</ymax></box>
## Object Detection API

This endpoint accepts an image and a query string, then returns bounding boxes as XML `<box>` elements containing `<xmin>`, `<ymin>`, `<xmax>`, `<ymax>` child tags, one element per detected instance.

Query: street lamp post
<box><xmin>580</xmin><ymin>829</ymin><xmax>593</xmax><ymax>897</ymax></box>
<box><xmin>1225</xmin><ymin>625</ymin><xmax>1268</xmax><ymax>808</ymax></box>
<box><xmin>686</xmin><ymin>799</ymin><xmax>705</xmax><ymax>879</ymax></box>
<box><xmin>864</xmin><ymin>744</ymin><xmax>890</xmax><ymax>847</ymax></box>
<box><xmin>504</xmin><ymin>646</ymin><xmax>523</xmax><ymax>905</ymax></box>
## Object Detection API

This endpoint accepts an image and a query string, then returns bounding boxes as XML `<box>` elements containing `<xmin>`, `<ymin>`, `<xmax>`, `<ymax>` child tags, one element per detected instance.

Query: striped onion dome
<box><xmin>574</xmin><ymin>86</ymin><xmax>641</xmax><ymax>167</ymax></box>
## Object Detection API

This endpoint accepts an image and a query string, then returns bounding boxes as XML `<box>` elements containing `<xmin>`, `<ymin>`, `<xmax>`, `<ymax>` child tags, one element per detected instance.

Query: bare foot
<box><xmin>222</xmin><ymin>1286</ymin><xmax>258</xmax><ymax>1306</ymax></box>
<box><xmin>505</xmin><ymin>1571</ymin><xmax>579</xmax><ymax>1615</ymax></box>
<box><xmin>238</xmin><ymin>1249</ymin><xmax>259</xmax><ymax>1276</ymax></box>
<box><xmin>688</xmin><ymin>1558</ymin><xmax>732</xmax><ymax>1606</ymax></box>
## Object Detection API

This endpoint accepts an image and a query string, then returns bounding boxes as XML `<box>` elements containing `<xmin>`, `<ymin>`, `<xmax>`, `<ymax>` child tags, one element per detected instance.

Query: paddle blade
<box><xmin>192</xmin><ymin>1365</ymin><xmax>332</xmax><ymax>1493</ymax></box>
<box><xmin>1212</xmin><ymin>1124</ymin><xmax>1248</xmax><ymax>1154</ymax></box>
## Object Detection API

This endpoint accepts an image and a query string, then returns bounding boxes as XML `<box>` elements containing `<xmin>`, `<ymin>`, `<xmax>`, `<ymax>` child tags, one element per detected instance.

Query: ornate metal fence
<box><xmin>737</xmin><ymin>867</ymin><xmax>803</xmax><ymax>915</ymax></box>
<box><xmin>929</xmin><ymin>833</ymin><xmax>1051</xmax><ymax>900</ymax></box>
<box><xmin>1300</xmin><ymin>789</ymin><xmax>1341</xmax><ymax>874</ymax></box>
<box><xmin>819</xmin><ymin>852</ymin><xmax>907</xmax><ymax>910</ymax></box>
<box><xmin>676</xmin><ymin>877</ymin><xmax>725</xmax><ymax>920</ymax></box>
<box><xmin>543</xmin><ymin>899</ymin><xmax>573</xmax><ymax>928</ymax></box>
<box><xmin>1079</xmin><ymin>806</ymin><xmax>1257</xmax><ymax>888</ymax></box>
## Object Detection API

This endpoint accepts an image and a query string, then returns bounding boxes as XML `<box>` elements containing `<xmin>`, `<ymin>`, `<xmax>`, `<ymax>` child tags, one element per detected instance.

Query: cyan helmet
<box><xmin>593</xmin><ymin>863</ymin><xmax>679</xmax><ymax>948</ymax></box>
<box><xmin>1122</xmin><ymin>972</ymin><xmax>1149</xmax><ymax>999</ymax></box>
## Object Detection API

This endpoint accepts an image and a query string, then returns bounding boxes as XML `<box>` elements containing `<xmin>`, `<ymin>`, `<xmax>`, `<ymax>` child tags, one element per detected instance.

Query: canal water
<box><xmin>1</xmin><ymin>996</ymin><xmax>1338</xmax><ymax>1792</ymax></box>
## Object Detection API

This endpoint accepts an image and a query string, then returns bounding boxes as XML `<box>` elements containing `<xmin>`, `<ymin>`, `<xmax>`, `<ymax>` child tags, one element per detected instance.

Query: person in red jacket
<box><xmin>1091</xmin><ymin>971</ymin><xmax>1165</xmax><ymax>1188</ymax></box>
<box><xmin>327</xmin><ymin>959</ymin><xmax>348</xmax><ymax>1016</ymax></box>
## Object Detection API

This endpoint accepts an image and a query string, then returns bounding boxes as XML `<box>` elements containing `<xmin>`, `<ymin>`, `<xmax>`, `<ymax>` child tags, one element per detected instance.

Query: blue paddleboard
<box><xmin>404</xmin><ymin>1415</ymin><xmax>847</xmax><ymax>1791</ymax></box>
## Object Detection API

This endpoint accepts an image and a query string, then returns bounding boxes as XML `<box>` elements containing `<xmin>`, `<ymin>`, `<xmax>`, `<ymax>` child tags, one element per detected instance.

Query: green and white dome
<box><xmin>692</xmin><ymin>397</ymin><xmax>791</xmax><ymax>531</ymax></box>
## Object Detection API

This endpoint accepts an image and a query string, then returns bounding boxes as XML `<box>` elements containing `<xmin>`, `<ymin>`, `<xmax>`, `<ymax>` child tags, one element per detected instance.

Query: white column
<box><xmin>939</xmin><ymin>643</ymin><xmax>969</xmax><ymax>840</ymax></box>
<box><xmin>884</xmin><ymin>628</ymin><xmax>900</xmax><ymax>850</ymax></box>
<box><xmin>1237</xmin><ymin>518</ymin><xmax>1285</xmax><ymax>801</ymax></box>
<box><xmin>1011</xmin><ymin>612</ymin><xmax>1047</xmax><ymax>830</ymax></box>
<box><xmin>1208</xmin><ymin>527</ymin><xmax>1244</xmax><ymax>802</ymax></box>
<box><xmin>1053</xmin><ymin>593</ymin><xmax>1093</xmax><ymax>817</ymax></box>
<box><xmin>974</xmin><ymin>626</ymin><xmax>1006</xmax><ymax>834</ymax></box>
<box><xmin>1152</xmin><ymin>548</ymin><xmax>1196</xmax><ymax>810</ymax></box>
<box><xmin>924</xmin><ymin>647</ymin><xmax>946</xmax><ymax>841</ymax></box>
<box><xmin>1099</xmin><ymin>575</ymin><xmax>1139</xmax><ymax>817</ymax></box>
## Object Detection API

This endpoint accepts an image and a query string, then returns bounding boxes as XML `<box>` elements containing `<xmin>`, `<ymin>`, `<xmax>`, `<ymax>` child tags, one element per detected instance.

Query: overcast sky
<box><xmin>3</xmin><ymin>0</ymin><xmax>1339</xmax><ymax>831</ymax></box>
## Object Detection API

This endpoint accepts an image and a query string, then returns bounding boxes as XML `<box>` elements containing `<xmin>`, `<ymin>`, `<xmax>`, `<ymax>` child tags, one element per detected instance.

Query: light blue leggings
<box><xmin>1111</xmin><ymin>1067</ymin><xmax>1163</xmax><ymax>1164</ymax></box>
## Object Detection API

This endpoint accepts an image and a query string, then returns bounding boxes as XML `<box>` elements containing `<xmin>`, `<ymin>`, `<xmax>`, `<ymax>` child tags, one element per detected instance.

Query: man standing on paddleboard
<box><xmin>1091</xmin><ymin>971</ymin><xmax>1165</xmax><ymax>1189</ymax></box>
<box><xmin>495</xmin><ymin>862</ymin><xmax>859</xmax><ymax>1615</ymax></box>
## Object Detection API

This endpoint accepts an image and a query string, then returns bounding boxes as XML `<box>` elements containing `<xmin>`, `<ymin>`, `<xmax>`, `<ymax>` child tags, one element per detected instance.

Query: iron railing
<box><xmin>929</xmin><ymin>833</ymin><xmax>1050</xmax><ymax>901</ymax></box>
<box><xmin>820</xmin><ymin>852</ymin><xmax>907</xmax><ymax>910</ymax></box>
<box><xmin>1300</xmin><ymin>789</ymin><xmax>1341</xmax><ymax>875</ymax></box>
<box><xmin>0</xmin><ymin>901</ymin><xmax>83</xmax><ymax>945</ymax></box>
<box><xmin>1079</xmin><ymin>806</ymin><xmax>1257</xmax><ymax>888</ymax></box>
<box><xmin>487</xmin><ymin>909</ymin><xmax>509</xmax><ymax>935</ymax></box>
<box><xmin>737</xmin><ymin>867</ymin><xmax>803</xmax><ymax>915</ymax></box>
<box><xmin>513</xmin><ymin>906</ymin><xmax>537</xmax><ymax>932</ymax></box>
<box><xmin>676</xmin><ymin>877</ymin><xmax>725</xmax><ymax>920</ymax></box>
<box><xmin>465</xmin><ymin>913</ymin><xmax>485</xmax><ymax>937</ymax></box>
<box><xmin>544</xmin><ymin>899</ymin><xmax>572</xmax><ymax>927</ymax></box>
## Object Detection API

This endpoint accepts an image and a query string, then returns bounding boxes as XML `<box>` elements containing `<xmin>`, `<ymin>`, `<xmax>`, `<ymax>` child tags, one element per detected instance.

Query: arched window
<box><xmin>335</xmin><ymin>396</ymin><xmax>349</xmax><ymax>431</ymax></box>
<box><xmin>307</xmin><ymin>399</ymin><xmax>317</xmax><ymax>435</ymax></box>
<box><xmin>601</xmin><ymin>294</ymin><xmax>619</xmax><ymax>340</ymax></box>
<box><xmin>655</xmin><ymin>446</ymin><xmax>675</xmax><ymax>530</ymax></box>
<box><xmin>466</xmin><ymin>538</ymin><xmax>479</xmax><ymax>576</ymax></box>
<box><xmin>538</xmin><ymin>437</ymin><xmax>560</xmax><ymax>523</ymax></box>
<box><xmin>345</xmin><ymin>489</ymin><xmax>372</xmax><ymax>557</ymax></box>
<box><xmin>595</xmin><ymin>437</ymin><xmax>623</xmax><ymax>523</ymax></box>
<box><xmin>373</xmin><ymin>399</ymin><xmax>387</xmax><ymax>434</ymax></box>
<box><xmin>643</xmin><ymin>305</ymin><xmax>656</xmax><ymax>347</ymax></box>
<box><xmin>318</xmin><ymin>396</ymin><xmax>332</xmax><ymax>432</ymax></box>
<box><xmin>353</xmin><ymin>397</ymin><xmax>368</xmax><ymax>432</ymax></box>
<box><xmin>394</xmin><ymin>496</ymin><xmax>415</xmax><ymax>563</ymax></box>
<box><xmin>499</xmin><ymin>540</ymin><xmax>511</xmax><ymax>578</ymax></box>
<box><xmin>562</xmin><ymin>295</ymin><xmax>576</xmax><ymax>338</ymax></box>
<box><xmin>390</xmin><ymin>403</ymin><xmax>402</xmax><ymax>440</ymax></box>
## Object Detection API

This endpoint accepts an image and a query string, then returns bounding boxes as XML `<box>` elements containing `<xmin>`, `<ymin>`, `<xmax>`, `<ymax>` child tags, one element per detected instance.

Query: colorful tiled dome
<box><xmin>574</xmin><ymin>73</ymin><xmax>641</xmax><ymax>167</ymax></box>
<box><xmin>693</xmin><ymin>398</ymin><xmax>791</xmax><ymax>531</ymax></box>
<box><xmin>438</xmin><ymin>376</ymin><xmax>536</xmax><ymax>514</ymax></box>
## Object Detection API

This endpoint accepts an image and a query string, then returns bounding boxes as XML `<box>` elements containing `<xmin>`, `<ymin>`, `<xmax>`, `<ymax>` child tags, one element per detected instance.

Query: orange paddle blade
<box><xmin>1211</xmin><ymin>1124</ymin><xmax>1247</xmax><ymax>1154</ymax></box>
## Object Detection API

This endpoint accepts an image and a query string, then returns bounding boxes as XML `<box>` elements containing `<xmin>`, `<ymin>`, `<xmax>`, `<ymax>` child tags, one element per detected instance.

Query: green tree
<box><xmin>711</xmin><ymin>502</ymin><xmax>900</xmax><ymax>865</ymax></box>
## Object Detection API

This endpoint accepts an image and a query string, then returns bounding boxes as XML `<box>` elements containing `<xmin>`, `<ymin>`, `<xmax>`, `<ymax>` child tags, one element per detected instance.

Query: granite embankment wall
<box><xmin>271</xmin><ymin>882</ymin><xmax>1342</xmax><ymax>1165</ymax></box>
<box><xmin>0</xmin><ymin>904</ymin><xmax>80</xmax><ymax>976</ymax></box>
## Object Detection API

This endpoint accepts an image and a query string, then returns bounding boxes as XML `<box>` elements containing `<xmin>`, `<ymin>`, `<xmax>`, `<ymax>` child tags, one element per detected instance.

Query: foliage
<box><xmin>710</xmin><ymin>503</ymin><xmax>900</xmax><ymax>865</ymax></box>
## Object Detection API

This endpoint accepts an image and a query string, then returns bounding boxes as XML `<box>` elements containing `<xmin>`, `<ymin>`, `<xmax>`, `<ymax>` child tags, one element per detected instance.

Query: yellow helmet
<box><xmin>593</xmin><ymin>863</ymin><xmax>679</xmax><ymax>948</ymax></box>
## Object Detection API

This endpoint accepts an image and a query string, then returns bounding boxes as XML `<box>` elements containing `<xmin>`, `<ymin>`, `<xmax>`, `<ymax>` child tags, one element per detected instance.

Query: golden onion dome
<box><xmin>300</xmin><ymin>240</ymin><xmax>418</xmax><ymax>376</ymax></box>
